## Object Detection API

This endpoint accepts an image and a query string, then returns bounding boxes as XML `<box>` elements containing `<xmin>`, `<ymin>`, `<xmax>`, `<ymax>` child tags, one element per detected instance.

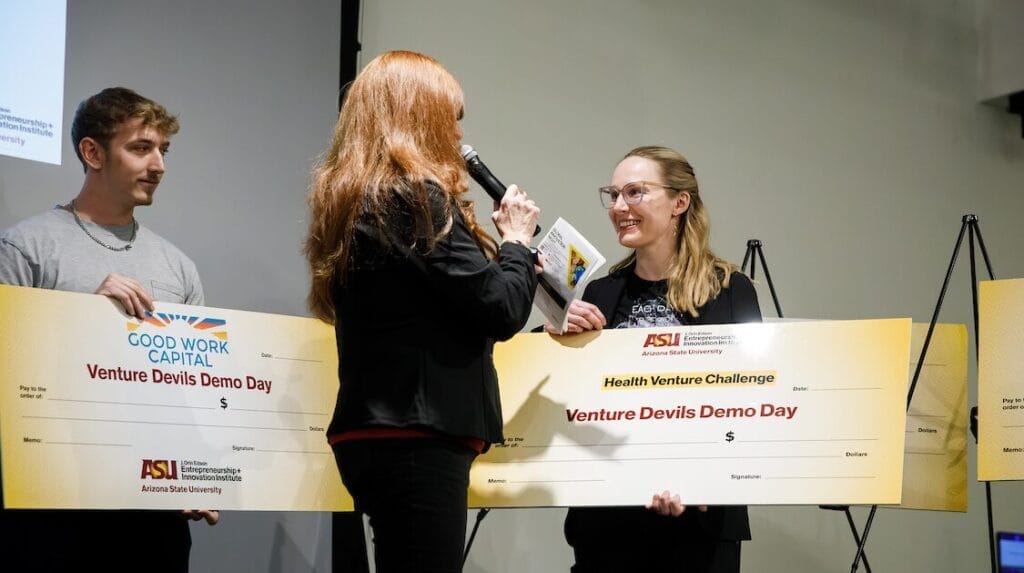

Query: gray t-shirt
<box><xmin>0</xmin><ymin>205</ymin><xmax>203</xmax><ymax>304</ymax></box>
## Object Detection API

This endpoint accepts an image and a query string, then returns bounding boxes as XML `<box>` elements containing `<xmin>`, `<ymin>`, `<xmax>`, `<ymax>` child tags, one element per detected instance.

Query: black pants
<box><xmin>334</xmin><ymin>438</ymin><xmax>475</xmax><ymax>573</ymax></box>
<box><xmin>566</xmin><ymin>507</ymin><xmax>742</xmax><ymax>573</ymax></box>
<box><xmin>569</xmin><ymin>539</ymin><xmax>741</xmax><ymax>573</ymax></box>
<box><xmin>2</xmin><ymin>509</ymin><xmax>191</xmax><ymax>572</ymax></box>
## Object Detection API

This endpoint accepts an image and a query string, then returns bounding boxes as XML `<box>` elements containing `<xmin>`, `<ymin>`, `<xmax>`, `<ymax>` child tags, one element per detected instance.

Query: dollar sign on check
<box><xmin>220</xmin><ymin>397</ymin><xmax>228</xmax><ymax>409</ymax></box>
<box><xmin>725</xmin><ymin>431</ymin><xmax>734</xmax><ymax>442</ymax></box>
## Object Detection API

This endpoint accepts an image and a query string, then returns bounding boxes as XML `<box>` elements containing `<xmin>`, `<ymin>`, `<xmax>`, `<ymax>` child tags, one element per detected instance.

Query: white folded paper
<box><xmin>534</xmin><ymin>217</ymin><xmax>606</xmax><ymax>333</ymax></box>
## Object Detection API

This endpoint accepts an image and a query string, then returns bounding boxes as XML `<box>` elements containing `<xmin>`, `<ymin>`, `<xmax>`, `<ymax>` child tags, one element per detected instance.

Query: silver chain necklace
<box><xmin>69</xmin><ymin>199</ymin><xmax>138</xmax><ymax>252</ymax></box>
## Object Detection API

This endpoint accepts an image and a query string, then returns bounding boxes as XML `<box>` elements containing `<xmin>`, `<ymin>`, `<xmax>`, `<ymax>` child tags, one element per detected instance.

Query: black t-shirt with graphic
<box><xmin>611</xmin><ymin>272</ymin><xmax>689</xmax><ymax>328</ymax></box>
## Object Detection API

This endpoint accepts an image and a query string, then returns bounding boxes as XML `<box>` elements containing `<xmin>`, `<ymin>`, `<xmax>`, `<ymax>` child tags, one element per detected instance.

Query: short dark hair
<box><xmin>71</xmin><ymin>87</ymin><xmax>179</xmax><ymax>170</ymax></box>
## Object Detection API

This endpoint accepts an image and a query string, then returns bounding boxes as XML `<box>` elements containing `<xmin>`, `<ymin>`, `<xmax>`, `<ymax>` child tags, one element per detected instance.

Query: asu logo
<box><xmin>642</xmin><ymin>332</ymin><xmax>681</xmax><ymax>348</ymax></box>
<box><xmin>141</xmin><ymin>459</ymin><xmax>179</xmax><ymax>480</ymax></box>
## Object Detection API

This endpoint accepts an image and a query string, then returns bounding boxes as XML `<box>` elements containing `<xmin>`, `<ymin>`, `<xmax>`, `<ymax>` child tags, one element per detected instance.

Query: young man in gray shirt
<box><xmin>0</xmin><ymin>87</ymin><xmax>217</xmax><ymax>572</ymax></box>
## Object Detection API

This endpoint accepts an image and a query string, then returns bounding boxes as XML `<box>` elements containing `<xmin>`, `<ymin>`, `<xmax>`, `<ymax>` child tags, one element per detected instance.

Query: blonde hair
<box><xmin>304</xmin><ymin>51</ymin><xmax>497</xmax><ymax>323</ymax></box>
<box><xmin>609</xmin><ymin>145</ymin><xmax>737</xmax><ymax>318</ymax></box>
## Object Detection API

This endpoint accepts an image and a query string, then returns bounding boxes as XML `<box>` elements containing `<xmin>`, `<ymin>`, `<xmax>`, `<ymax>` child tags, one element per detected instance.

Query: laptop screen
<box><xmin>999</xmin><ymin>532</ymin><xmax>1024</xmax><ymax>573</ymax></box>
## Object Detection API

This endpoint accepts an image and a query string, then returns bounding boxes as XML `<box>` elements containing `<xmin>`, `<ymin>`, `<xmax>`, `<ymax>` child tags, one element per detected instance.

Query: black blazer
<box><xmin>564</xmin><ymin>265</ymin><xmax>761</xmax><ymax>544</ymax></box>
<box><xmin>327</xmin><ymin>184</ymin><xmax>538</xmax><ymax>445</ymax></box>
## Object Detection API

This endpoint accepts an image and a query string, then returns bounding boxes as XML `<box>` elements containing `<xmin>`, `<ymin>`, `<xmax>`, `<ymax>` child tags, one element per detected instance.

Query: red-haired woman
<box><xmin>305</xmin><ymin>51</ymin><xmax>540</xmax><ymax>572</ymax></box>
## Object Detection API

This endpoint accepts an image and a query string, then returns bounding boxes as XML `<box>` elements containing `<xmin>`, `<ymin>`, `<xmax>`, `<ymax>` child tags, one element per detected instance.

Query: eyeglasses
<box><xmin>598</xmin><ymin>181</ymin><xmax>678</xmax><ymax>209</ymax></box>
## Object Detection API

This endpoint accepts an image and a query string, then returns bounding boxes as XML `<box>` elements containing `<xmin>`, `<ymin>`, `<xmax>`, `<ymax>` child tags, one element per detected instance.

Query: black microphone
<box><xmin>460</xmin><ymin>144</ymin><xmax>506</xmax><ymax>203</ymax></box>
<box><xmin>460</xmin><ymin>144</ymin><xmax>540</xmax><ymax>236</ymax></box>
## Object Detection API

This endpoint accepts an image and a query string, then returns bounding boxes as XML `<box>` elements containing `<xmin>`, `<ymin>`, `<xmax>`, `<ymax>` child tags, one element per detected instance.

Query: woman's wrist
<box><xmin>501</xmin><ymin>234</ymin><xmax>531</xmax><ymax>248</ymax></box>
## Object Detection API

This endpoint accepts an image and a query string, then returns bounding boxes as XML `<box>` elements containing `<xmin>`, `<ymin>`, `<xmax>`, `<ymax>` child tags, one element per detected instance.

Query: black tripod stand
<box><xmin>741</xmin><ymin>239</ymin><xmax>875</xmax><ymax>572</ymax></box>
<box><xmin>463</xmin><ymin>507</ymin><xmax>490</xmax><ymax>566</ymax></box>
<box><xmin>849</xmin><ymin>214</ymin><xmax>997</xmax><ymax>573</ymax></box>
<box><xmin>740</xmin><ymin>239</ymin><xmax>783</xmax><ymax>318</ymax></box>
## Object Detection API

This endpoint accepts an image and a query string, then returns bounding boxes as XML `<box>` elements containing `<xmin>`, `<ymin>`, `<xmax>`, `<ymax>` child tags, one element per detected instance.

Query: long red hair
<box><xmin>304</xmin><ymin>51</ymin><xmax>497</xmax><ymax>322</ymax></box>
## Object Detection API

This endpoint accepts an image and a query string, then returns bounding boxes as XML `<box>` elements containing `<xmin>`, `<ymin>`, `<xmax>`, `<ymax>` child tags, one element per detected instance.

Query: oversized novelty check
<box><xmin>0</xmin><ymin>284</ymin><xmax>351</xmax><ymax>511</ymax></box>
<box><xmin>470</xmin><ymin>318</ymin><xmax>912</xmax><ymax>507</ymax></box>
<box><xmin>895</xmin><ymin>323</ymin><xmax>968</xmax><ymax>512</ymax></box>
<box><xmin>978</xmin><ymin>278</ymin><xmax>1024</xmax><ymax>481</ymax></box>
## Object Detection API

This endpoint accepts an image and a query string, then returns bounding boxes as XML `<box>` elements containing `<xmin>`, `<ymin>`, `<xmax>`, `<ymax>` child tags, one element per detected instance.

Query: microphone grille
<box><xmin>460</xmin><ymin>144</ymin><xmax>477</xmax><ymax>160</ymax></box>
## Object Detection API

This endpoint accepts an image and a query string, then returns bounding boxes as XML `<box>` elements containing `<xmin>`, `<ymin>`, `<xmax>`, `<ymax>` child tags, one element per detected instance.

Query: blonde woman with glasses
<box><xmin>550</xmin><ymin>146</ymin><xmax>761</xmax><ymax>573</ymax></box>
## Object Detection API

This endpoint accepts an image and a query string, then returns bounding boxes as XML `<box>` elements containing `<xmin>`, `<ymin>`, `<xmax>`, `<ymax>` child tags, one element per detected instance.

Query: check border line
<box><xmin>50</xmin><ymin>398</ymin><xmax>216</xmax><ymax>410</ymax></box>
<box><xmin>24</xmin><ymin>415</ymin><xmax>307</xmax><ymax>432</ymax></box>
<box><xmin>491</xmin><ymin>454</ymin><xmax>844</xmax><ymax>464</ymax></box>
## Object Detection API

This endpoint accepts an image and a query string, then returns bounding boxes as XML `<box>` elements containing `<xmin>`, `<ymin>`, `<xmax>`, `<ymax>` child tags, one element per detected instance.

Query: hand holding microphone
<box><xmin>461</xmin><ymin>144</ymin><xmax>541</xmax><ymax>238</ymax></box>
<box><xmin>491</xmin><ymin>184</ymin><xmax>540</xmax><ymax>248</ymax></box>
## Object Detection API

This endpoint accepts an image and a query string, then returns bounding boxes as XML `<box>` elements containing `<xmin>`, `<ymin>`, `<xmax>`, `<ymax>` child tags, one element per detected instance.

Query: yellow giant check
<box><xmin>979</xmin><ymin>278</ymin><xmax>1024</xmax><ymax>481</ymax></box>
<box><xmin>471</xmin><ymin>318</ymin><xmax>912</xmax><ymax>507</ymax></box>
<box><xmin>0</xmin><ymin>285</ymin><xmax>351</xmax><ymax>511</ymax></box>
<box><xmin>896</xmin><ymin>323</ymin><xmax>968</xmax><ymax>512</ymax></box>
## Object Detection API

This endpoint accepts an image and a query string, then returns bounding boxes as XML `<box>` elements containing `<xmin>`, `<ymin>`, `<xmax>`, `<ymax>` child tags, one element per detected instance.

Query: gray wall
<box><xmin>2</xmin><ymin>0</ymin><xmax>1023</xmax><ymax>572</ymax></box>
<box><xmin>362</xmin><ymin>1</ymin><xmax>1024</xmax><ymax>572</ymax></box>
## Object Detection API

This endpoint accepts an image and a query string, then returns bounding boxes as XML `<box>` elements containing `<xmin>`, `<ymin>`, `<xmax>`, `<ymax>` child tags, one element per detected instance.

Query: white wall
<box><xmin>358</xmin><ymin>1</ymin><xmax>1024</xmax><ymax>572</ymax></box>
<box><xmin>1</xmin><ymin>0</ymin><xmax>1022</xmax><ymax>571</ymax></box>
